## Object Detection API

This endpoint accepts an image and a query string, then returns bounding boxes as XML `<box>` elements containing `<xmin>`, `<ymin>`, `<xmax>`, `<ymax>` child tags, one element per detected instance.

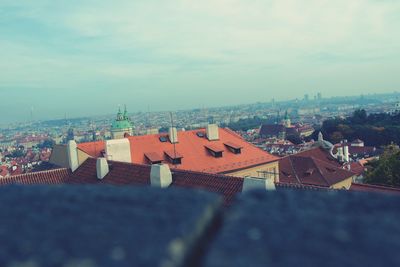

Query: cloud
<box><xmin>0</xmin><ymin>0</ymin><xmax>399</xmax><ymax>122</ymax></box>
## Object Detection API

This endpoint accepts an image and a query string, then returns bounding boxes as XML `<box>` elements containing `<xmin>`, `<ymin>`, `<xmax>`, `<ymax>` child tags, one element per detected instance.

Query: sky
<box><xmin>0</xmin><ymin>0</ymin><xmax>400</xmax><ymax>123</ymax></box>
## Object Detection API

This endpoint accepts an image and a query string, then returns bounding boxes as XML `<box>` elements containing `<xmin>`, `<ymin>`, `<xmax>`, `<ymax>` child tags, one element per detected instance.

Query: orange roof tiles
<box><xmin>78</xmin><ymin>128</ymin><xmax>278</xmax><ymax>174</ymax></box>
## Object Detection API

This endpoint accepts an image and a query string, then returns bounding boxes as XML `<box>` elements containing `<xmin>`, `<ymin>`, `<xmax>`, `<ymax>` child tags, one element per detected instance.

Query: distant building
<box><xmin>259</xmin><ymin>112</ymin><xmax>314</xmax><ymax>139</ymax></box>
<box><xmin>111</xmin><ymin>106</ymin><xmax>134</xmax><ymax>139</ymax></box>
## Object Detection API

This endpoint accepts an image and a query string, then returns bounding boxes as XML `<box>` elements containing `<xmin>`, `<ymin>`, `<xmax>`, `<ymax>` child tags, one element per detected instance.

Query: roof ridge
<box><xmin>2</xmin><ymin>168</ymin><xmax>70</xmax><ymax>180</ymax></box>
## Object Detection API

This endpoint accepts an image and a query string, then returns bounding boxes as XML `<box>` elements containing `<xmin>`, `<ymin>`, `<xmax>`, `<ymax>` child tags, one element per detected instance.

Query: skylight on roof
<box><xmin>159</xmin><ymin>136</ymin><xmax>168</xmax><ymax>142</ymax></box>
<box><xmin>196</xmin><ymin>132</ymin><xmax>205</xmax><ymax>138</ymax></box>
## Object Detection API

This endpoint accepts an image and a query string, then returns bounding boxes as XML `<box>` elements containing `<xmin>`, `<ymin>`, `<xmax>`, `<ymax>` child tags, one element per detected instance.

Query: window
<box><xmin>196</xmin><ymin>132</ymin><xmax>205</xmax><ymax>138</ymax></box>
<box><xmin>164</xmin><ymin>150</ymin><xmax>183</xmax><ymax>165</ymax></box>
<box><xmin>205</xmin><ymin>144</ymin><xmax>224</xmax><ymax>158</ymax></box>
<box><xmin>144</xmin><ymin>152</ymin><xmax>163</xmax><ymax>164</ymax></box>
<box><xmin>224</xmin><ymin>142</ymin><xmax>243</xmax><ymax>154</ymax></box>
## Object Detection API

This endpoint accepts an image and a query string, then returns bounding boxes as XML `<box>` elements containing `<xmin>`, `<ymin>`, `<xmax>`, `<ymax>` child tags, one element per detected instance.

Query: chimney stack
<box><xmin>96</xmin><ymin>158</ymin><xmax>109</xmax><ymax>180</ymax></box>
<box><xmin>337</xmin><ymin>147</ymin><xmax>344</xmax><ymax>162</ymax></box>
<box><xmin>206</xmin><ymin>124</ymin><xmax>219</xmax><ymax>141</ymax></box>
<box><xmin>242</xmin><ymin>177</ymin><xmax>276</xmax><ymax>192</ymax></box>
<box><xmin>105</xmin><ymin>139</ymin><xmax>132</xmax><ymax>163</ymax></box>
<box><xmin>343</xmin><ymin>146</ymin><xmax>350</xmax><ymax>162</ymax></box>
<box><xmin>150</xmin><ymin>164</ymin><xmax>172</xmax><ymax>188</ymax></box>
<box><xmin>168</xmin><ymin>127</ymin><xmax>178</xmax><ymax>144</ymax></box>
<box><xmin>67</xmin><ymin>140</ymin><xmax>79</xmax><ymax>172</ymax></box>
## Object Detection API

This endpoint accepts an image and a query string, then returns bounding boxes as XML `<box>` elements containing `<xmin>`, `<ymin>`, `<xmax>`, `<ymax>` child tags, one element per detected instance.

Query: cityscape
<box><xmin>1</xmin><ymin>1</ymin><xmax>400</xmax><ymax>266</ymax></box>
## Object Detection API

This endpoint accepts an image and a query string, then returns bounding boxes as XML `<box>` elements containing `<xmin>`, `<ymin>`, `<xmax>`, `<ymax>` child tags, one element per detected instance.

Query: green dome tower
<box><xmin>111</xmin><ymin>106</ymin><xmax>134</xmax><ymax>139</ymax></box>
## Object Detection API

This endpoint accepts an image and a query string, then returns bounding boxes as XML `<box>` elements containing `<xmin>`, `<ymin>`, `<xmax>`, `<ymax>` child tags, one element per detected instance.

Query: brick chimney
<box><xmin>96</xmin><ymin>158</ymin><xmax>109</xmax><ymax>180</ymax></box>
<box><xmin>150</xmin><ymin>164</ymin><xmax>172</xmax><ymax>188</ymax></box>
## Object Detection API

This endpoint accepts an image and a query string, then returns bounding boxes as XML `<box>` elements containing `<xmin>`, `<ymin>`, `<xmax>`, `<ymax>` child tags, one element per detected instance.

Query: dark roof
<box><xmin>350</xmin><ymin>183</ymin><xmax>400</xmax><ymax>195</ymax></box>
<box><xmin>296</xmin><ymin>147</ymin><xmax>341</xmax><ymax>167</ymax></box>
<box><xmin>279</xmin><ymin>155</ymin><xmax>354</xmax><ymax>187</ymax></box>
<box><xmin>0</xmin><ymin>168</ymin><xmax>71</xmax><ymax>185</ymax></box>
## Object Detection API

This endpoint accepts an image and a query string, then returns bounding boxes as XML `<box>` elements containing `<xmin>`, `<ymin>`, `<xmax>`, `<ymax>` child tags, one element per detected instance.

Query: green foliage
<box><xmin>319</xmin><ymin>109</ymin><xmax>400</xmax><ymax>146</ymax></box>
<box><xmin>38</xmin><ymin>139</ymin><xmax>55</xmax><ymax>149</ymax></box>
<box><xmin>286</xmin><ymin>134</ymin><xmax>302</xmax><ymax>145</ymax></box>
<box><xmin>222</xmin><ymin>116</ymin><xmax>270</xmax><ymax>131</ymax></box>
<box><xmin>364</xmin><ymin>144</ymin><xmax>400</xmax><ymax>186</ymax></box>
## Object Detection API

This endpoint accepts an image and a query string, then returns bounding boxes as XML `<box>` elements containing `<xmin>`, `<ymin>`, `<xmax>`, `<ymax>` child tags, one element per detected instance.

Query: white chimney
<box><xmin>150</xmin><ymin>164</ymin><xmax>172</xmax><ymax>188</ymax></box>
<box><xmin>337</xmin><ymin>147</ymin><xmax>344</xmax><ymax>161</ymax></box>
<box><xmin>343</xmin><ymin>146</ymin><xmax>350</xmax><ymax>162</ymax></box>
<box><xmin>318</xmin><ymin>132</ymin><xmax>324</xmax><ymax>142</ymax></box>
<box><xmin>242</xmin><ymin>177</ymin><xmax>275</xmax><ymax>192</ymax></box>
<box><xmin>168</xmin><ymin>127</ymin><xmax>178</xmax><ymax>144</ymax></box>
<box><xmin>96</xmin><ymin>158</ymin><xmax>109</xmax><ymax>180</ymax></box>
<box><xmin>105</xmin><ymin>139</ymin><xmax>132</xmax><ymax>163</ymax></box>
<box><xmin>206</xmin><ymin>124</ymin><xmax>219</xmax><ymax>141</ymax></box>
<box><xmin>67</xmin><ymin>140</ymin><xmax>79</xmax><ymax>172</ymax></box>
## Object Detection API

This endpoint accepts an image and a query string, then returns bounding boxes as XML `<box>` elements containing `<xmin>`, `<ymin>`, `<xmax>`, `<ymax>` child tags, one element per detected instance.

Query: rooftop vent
<box><xmin>305</xmin><ymin>168</ymin><xmax>314</xmax><ymax>176</ymax></box>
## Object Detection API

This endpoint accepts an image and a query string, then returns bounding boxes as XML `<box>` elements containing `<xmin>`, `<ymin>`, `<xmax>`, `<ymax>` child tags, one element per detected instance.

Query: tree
<box><xmin>351</xmin><ymin>109</ymin><xmax>367</xmax><ymax>124</ymax></box>
<box><xmin>38</xmin><ymin>139</ymin><xmax>55</xmax><ymax>149</ymax></box>
<box><xmin>364</xmin><ymin>144</ymin><xmax>400</xmax><ymax>186</ymax></box>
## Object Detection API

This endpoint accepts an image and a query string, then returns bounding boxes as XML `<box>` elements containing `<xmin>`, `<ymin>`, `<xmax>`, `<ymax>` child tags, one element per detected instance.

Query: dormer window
<box><xmin>205</xmin><ymin>144</ymin><xmax>224</xmax><ymax>158</ymax></box>
<box><xmin>145</xmin><ymin>152</ymin><xmax>163</xmax><ymax>164</ymax></box>
<box><xmin>164</xmin><ymin>150</ymin><xmax>183</xmax><ymax>165</ymax></box>
<box><xmin>224</xmin><ymin>142</ymin><xmax>243</xmax><ymax>154</ymax></box>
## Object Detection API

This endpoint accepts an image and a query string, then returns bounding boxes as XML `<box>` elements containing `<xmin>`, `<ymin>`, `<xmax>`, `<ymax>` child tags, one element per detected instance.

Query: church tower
<box><xmin>111</xmin><ymin>106</ymin><xmax>134</xmax><ymax>139</ymax></box>
<box><xmin>282</xmin><ymin>110</ymin><xmax>291</xmax><ymax>128</ymax></box>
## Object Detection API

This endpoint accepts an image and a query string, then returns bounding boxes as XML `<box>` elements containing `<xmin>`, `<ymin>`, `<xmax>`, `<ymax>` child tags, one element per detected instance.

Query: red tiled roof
<box><xmin>348</xmin><ymin>162</ymin><xmax>365</xmax><ymax>176</ymax></box>
<box><xmin>350</xmin><ymin>183</ymin><xmax>400</xmax><ymax>195</ymax></box>
<box><xmin>77</xmin><ymin>141</ymin><xmax>105</xmax><ymax>157</ymax></box>
<box><xmin>69</xmin><ymin>158</ymin><xmax>243</xmax><ymax>205</ymax></box>
<box><xmin>78</xmin><ymin>128</ymin><xmax>278</xmax><ymax>174</ymax></box>
<box><xmin>279</xmin><ymin>155</ymin><xmax>354</xmax><ymax>187</ymax></box>
<box><xmin>144</xmin><ymin>152</ymin><xmax>164</xmax><ymax>163</ymax></box>
<box><xmin>0</xmin><ymin>168</ymin><xmax>71</xmax><ymax>185</ymax></box>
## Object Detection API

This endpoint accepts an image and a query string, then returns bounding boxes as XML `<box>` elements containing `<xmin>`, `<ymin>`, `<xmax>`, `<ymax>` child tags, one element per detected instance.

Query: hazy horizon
<box><xmin>1</xmin><ymin>0</ymin><xmax>399</xmax><ymax>123</ymax></box>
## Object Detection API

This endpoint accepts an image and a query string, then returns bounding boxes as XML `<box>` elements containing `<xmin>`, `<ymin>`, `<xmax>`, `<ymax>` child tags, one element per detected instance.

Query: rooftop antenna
<box><xmin>169</xmin><ymin>112</ymin><xmax>177</xmax><ymax>169</ymax></box>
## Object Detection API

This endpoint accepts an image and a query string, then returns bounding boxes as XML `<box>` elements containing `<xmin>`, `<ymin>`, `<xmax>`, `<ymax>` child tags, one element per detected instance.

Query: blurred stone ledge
<box><xmin>0</xmin><ymin>185</ymin><xmax>400</xmax><ymax>267</ymax></box>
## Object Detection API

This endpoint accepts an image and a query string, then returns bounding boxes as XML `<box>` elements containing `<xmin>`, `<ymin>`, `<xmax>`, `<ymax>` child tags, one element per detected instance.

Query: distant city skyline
<box><xmin>1</xmin><ymin>0</ymin><xmax>399</xmax><ymax>123</ymax></box>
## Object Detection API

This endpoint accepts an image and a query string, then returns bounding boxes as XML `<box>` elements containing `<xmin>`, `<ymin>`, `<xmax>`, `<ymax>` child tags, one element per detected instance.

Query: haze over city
<box><xmin>1</xmin><ymin>0</ymin><xmax>399</xmax><ymax>123</ymax></box>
